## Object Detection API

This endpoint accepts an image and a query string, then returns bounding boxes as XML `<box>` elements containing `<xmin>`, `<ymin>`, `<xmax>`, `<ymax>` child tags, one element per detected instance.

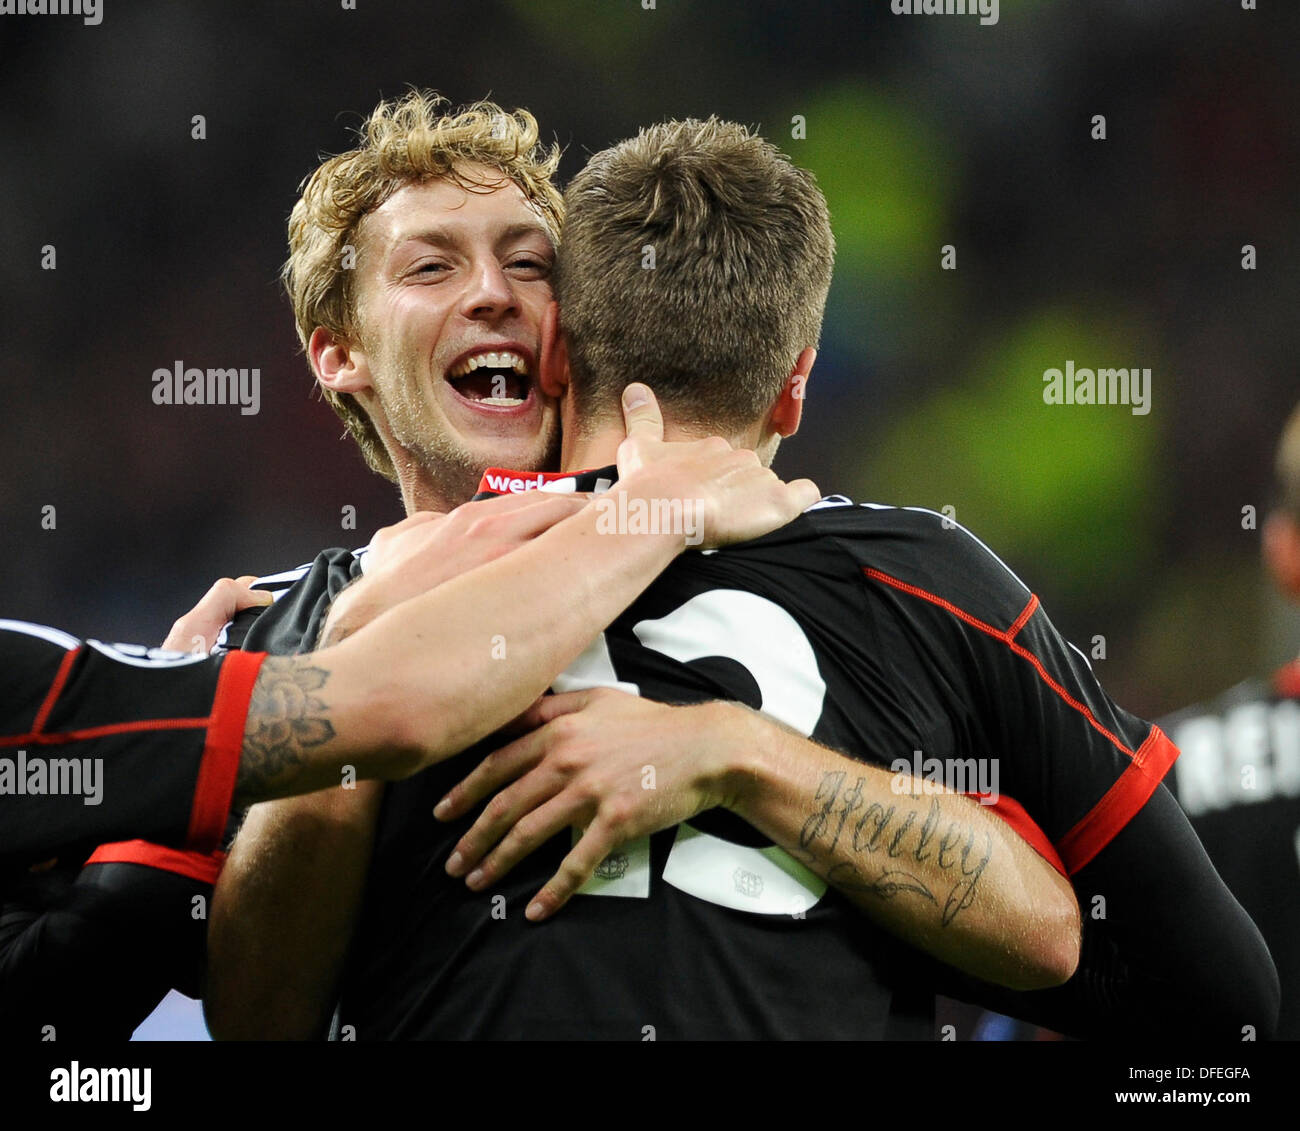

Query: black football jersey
<box><xmin>0</xmin><ymin>619</ymin><xmax>263</xmax><ymax>870</ymax></box>
<box><xmin>1162</xmin><ymin>660</ymin><xmax>1300</xmax><ymax>1039</ymax></box>
<box><xmin>221</xmin><ymin>466</ymin><xmax>1177</xmax><ymax>1040</ymax></box>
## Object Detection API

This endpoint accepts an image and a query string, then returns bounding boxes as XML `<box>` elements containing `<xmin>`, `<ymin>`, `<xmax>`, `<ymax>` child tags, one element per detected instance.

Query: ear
<box><xmin>769</xmin><ymin>347</ymin><xmax>816</xmax><ymax>438</ymax></box>
<box><xmin>1263</xmin><ymin>511</ymin><xmax>1300</xmax><ymax>601</ymax></box>
<box><xmin>309</xmin><ymin>326</ymin><xmax>371</xmax><ymax>395</ymax></box>
<box><xmin>537</xmin><ymin>301</ymin><xmax>570</xmax><ymax>400</ymax></box>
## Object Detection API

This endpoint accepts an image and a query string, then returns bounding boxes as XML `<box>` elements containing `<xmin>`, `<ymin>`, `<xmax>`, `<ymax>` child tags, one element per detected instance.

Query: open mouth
<box><xmin>446</xmin><ymin>349</ymin><xmax>532</xmax><ymax>408</ymax></box>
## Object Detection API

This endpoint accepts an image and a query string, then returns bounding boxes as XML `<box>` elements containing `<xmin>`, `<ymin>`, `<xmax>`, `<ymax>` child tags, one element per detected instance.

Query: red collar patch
<box><xmin>476</xmin><ymin>467</ymin><xmax>605</xmax><ymax>495</ymax></box>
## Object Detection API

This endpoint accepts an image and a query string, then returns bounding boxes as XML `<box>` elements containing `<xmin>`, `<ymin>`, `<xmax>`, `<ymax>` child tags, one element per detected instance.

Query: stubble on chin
<box><xmin>377</xmin><ymin>351</ymin><xmax>563</xmax><ymax>509</ymax></box>
<box><xmin>395</xmin><ymin>410</ymin><xmax>563</xmax><ymax>511</ymax></box>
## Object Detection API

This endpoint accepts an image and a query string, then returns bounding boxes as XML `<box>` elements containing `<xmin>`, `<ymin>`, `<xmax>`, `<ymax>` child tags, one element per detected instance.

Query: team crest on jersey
<box><xmin>732</xmin><ymin>868</ymin><xmax>764</xmax><ymax>898</ymax></box>
<box><xmin>594</xmin><ymin>852</ymin><xmax>630</xmax><ymax>881</ymax></box>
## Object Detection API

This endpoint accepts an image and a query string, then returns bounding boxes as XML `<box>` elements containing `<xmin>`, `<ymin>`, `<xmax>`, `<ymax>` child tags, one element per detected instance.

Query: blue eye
<box><xmin>509</xmin><ymin>257</ymin><xmax>551</xmax><ymax>274</ymax></box>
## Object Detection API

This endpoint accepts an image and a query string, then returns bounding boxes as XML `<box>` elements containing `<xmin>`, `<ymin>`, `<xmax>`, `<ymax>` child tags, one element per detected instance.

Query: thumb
<box><xmin>234</xmin><ymin>576</ymin><xmax>274</xmax><ymax>607</ymax></box>
<box><xmin>786</xmin><ymin>478</ymin><xmax>823</xmax><ymax>514</ymax></box>
<box><xmin>620</xmin><ymin>383</ymin><xmax>663</xmax><ymax>444</ymax></box>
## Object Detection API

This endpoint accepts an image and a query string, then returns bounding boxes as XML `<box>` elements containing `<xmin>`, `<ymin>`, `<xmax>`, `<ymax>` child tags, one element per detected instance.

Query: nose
<box><xmin>459</xmin><ymin>256</ymin><xmax>518</xmax><ymax>321</ymax></box>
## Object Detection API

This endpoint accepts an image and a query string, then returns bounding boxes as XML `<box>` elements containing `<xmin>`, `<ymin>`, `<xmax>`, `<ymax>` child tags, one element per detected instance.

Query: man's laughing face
<box><xmin>339</xmin><ymin>167</ymin><xmax>561</xmax><ymax>504</ymax></box>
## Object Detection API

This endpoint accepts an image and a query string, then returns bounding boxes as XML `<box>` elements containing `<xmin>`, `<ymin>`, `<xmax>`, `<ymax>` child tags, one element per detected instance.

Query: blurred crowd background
<box><xmin>2</xmin><ymin>0</ymin><xmax>1296</xmax><ymax>731</ymax></box>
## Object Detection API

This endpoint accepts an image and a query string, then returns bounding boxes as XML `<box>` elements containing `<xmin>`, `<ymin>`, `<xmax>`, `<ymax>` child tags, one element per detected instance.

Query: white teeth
<box><xmin>480</xmin><ymin>396</ymin><xmax>525</xmax><ymax>407</ymax></box>
<box><xmin>449</xmin><ymin>350</ymin><xmax>528</xmax><ymax>378</ymax></box>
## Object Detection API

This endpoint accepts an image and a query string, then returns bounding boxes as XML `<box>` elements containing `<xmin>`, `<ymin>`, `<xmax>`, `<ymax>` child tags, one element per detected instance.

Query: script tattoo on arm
<box><xmin>234</xmin><ymin>658</ymin><xmax>337</xmax><ymax>804</ymax></box>
<box><xmin>799</xmin><ymin>770</ymin><xmax>992</xmax><ymax>926</ymax></box>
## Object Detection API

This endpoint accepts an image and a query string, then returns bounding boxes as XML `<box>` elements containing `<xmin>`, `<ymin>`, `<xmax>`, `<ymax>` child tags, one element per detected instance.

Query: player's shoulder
<box><xmin>253</xmin><ymin>544</ymin><xmax>370</xmax><ymax>597</ymax></box>
<box><xmin>0</xmin><ymin>618</ymin><xmax>80</xmax><ymax>659</ymax></box>
<box><xmin>0</xmin><ymin>620</ymin><xmax>82</xmax><ymax>705</ymax></box>
<box><xmin>799</xmin><ymin>495</ymin><xmax>1033</xmax><ymax>610</ymax></box>
<box><xmin>215</xmin><ymin>544</ymin><xmax>370</xmax><ymax>654</ymax></box>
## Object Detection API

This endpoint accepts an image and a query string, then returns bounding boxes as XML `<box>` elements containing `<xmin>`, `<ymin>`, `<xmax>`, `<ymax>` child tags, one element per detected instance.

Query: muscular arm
<box><xmin>206</xmin><ymin>493</ymin><xmax>691</xmax><ymax>1039</ymax></box>
<box><xmin>725</xmin><ymin>708</ymin><xmax>1080</xmax><ymax>991</ymax></box>
<box><xmin>206</xmin><ymin>408</ymin><xmax>819</xmax><ymax>1039</ymax></box>
<box><xmin>440</xmin><ymin>692</ymin><xmax>1081</xmax><ymax>991</ymax></box>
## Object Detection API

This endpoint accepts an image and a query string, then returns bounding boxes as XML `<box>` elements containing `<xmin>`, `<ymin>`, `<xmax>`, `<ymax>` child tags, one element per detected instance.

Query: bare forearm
<box><xmin>204</xmin><ymin>782</ymin><xmax>383</xmax><ymax>1040</ymax></box>
<box><xmin>724</xmin><ymin>707</ymin><xmax>1080</xmax><ymax>990</ymax></box>
<box><xmin>231</xmin><ymin>657</ymin><xmax>412</xmax><ymax>807</ymax></box>
<box><xmin>207</xmin><ymin>493</ymin><xmax>682</xmax><ymax>1037</ymax></box>
<box><xmin>324</xmin><ymin>488</ymin><xmax>684</xmax><ymax>760</ymax></box>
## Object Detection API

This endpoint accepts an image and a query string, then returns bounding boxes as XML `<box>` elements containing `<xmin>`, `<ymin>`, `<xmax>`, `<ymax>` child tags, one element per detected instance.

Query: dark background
<box><xmin>2</xmin><ymin>0</ymin><xmax>1296</xmax><ymax>725</ymax></box>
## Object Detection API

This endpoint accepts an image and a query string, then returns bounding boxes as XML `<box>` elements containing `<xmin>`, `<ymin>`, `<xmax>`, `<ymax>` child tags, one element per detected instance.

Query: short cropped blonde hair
<box><xmin>555</xmin><ymin>118</ymin><xmax>833</xmax><ymax>433</ymax></box>
<box><xmin>284</xmin><ymin>90</ymin><xmax>564</xmax><ymax>479</ymax></box>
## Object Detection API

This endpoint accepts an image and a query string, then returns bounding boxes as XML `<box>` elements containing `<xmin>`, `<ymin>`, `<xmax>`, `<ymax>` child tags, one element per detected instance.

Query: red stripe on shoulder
<box><xmin>31</xmin><ymin>647</ymin><xmax>80</xmax><ymax>734</ymax></box>
<box><xmin>85</xmin><ymin>840</ymin><xmax>226</xmax><ymax>885</ymax></box>
<box><xmin>1007</xmin><ymin>594</ymin><xmax>1039</xmax><ymax>641</ymax></box>
<box><xmin>187</xmin><ymin>650</ymin><xmax>266</xmax><ymax>851</ymax></box>
<box><xmin>962</xmin><ymin>790</ymin><xmax>1067</xmax><ymax>878</ymax></box>
<box><xmin>1055</xmin><ymin>726</ymin><xmax>1180</xmax><ymax>874</ymax></box>
<box><xmin>862</xmin><ymin>567</ymin><xmax>1170</xmax><ymax>868</ymax></box>
<box><xmin>863</xmin><ymin>568</ymin><xmax>1138</xmax><ymax>756</ymax></box>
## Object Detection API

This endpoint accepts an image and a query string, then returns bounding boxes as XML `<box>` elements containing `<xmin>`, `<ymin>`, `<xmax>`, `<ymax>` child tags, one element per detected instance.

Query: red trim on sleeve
<box><xmin>30</xmin><ymin>647</ymin><xmax>80</xmax><ymax>735</ymax></box>
<box><xmin>862</xmin><ymin>568</ymin><xmax>1179</xmax><ymax>872</ymax></box>
<box><xmin>1055</xmin><ymin>725</ymin><xmax>1180</xmax><ymax>875</ymax></box>
<box><xmin>1</xmin><ymin>717</ymin><xmax>210</xmax><ymax>747</ymax></box>
<box><xmin>1274</xmin><ymin>659</ymin><xmax>1300</xmax><ymax>699</ymax></box>
<box><xmin>962</xmin><ymin>791</ymin><xmax>1067</xmax><ymax>878</ymax></box>
<box><xmin>186</xmin><ymin>650</ymin><xmax>266</xmax><ymax>852</ymax></box>
<box><xmin>863</xmin><ymin>568</ymin><xmax>1137</xmax><ymax>760</ymax></box>
<box><xmin>85</xmin><ymin>840</ymin><xmax>226</xmax><ymax>885</ymax></box>
<box><xmin>1007</xmin><ymin>594</ymin><xmax>1039</xmax><ymax>641</ymax></box>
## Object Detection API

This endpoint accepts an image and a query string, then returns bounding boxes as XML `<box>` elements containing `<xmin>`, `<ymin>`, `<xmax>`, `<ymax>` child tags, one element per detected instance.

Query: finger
<box><xmin>447</xmin><ymin>770</ymin><xmax>551</xmax><ymax>878</ymax></box>
<box><xmin>508</xmin><ymin>688</ymin><xmax>602</xmax><ymax>731</ymax></box>
<box><xmin>495</xmin><ymin>694</ymin><xmax>549</xmax><ymax>739</ymax></box>
<box><xmin>163</xmin><ymin>577</ymin><xmax>263</xmax><ymax>651</ymax></box>
<box><xmin>617</xmin><ymin>383</ymin><xmax>663</xmax><ymax>471</ymax></box>
<box><xmin>372</xmin><ymin>510</ymin><xmax>445</xmax><ymax>544</ymax></box>
<box><xmin>524</xmin><ymin>825</ymin><xmax>620</xmax><ymax>922</ymax></box>
<box><xmin>493</xmin><ymin>494</ymin><xmax>591</xmax><ymax>540</ymax></box>
<box><xmin>434</xmin><ymin>726</ymin><xmax>550</xmax><ymax>823</ymax></box>
<box><xmin>491</xmin><ymin>684</ymin><xmax>624</xmax><ymax>746</ymax></box>
<box><xmin>464</xmin><ymin>791</ymin><xmax>589</xmax><ymax>892</ymax></box>
<box><xmin>458</xmin><ymin>490</ymin><xmax>585</xmax><ymax>518</ymax></box>
<box><xmin>784</xmin><ymin>477</ymin><xmax>822</xmax><ymax>514</ymax></box>
<box><xmin>231</xmin><ymin>578</ymin><xmax>274</xmax><ymax>610</ymax></box>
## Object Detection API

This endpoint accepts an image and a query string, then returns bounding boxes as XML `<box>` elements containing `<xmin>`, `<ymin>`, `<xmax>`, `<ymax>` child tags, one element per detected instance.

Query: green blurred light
<box><xmin>503</xmin><ymin>0</ymin><xmax>680</xmax><ymax>59</ymax></box>
<box><xmin>860</xmin><ymin>311</ymin><xmax>1161</xmax><ymax>597</ymax></box>
<box><xmin>794</xmin><ymin>87</ymin><xmax>951</xmax><ymax>285</ymax></box>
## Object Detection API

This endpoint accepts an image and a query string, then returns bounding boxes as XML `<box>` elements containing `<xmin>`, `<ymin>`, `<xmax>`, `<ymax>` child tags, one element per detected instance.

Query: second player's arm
<box><xmin>207</xmin><ymin>391</ymin><xmax>820</xmax><ymax>1039</ymax></box>
<box><xmin>207</xmin><ymin>488</ymin><xmax>693</xmax><ymax>1039</ymax></box>
<box><xmin>440</xmin><ymin>691</ymin><xmax>1081</xmax><ymax>992</ymax></box>
<box><xmin>722</xmin><ymin>706</ymin><xmax>1080</xmax><ymax>991</ymax></box>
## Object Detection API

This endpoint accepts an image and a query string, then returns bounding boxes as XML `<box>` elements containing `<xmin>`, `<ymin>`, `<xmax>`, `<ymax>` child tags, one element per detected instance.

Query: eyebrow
<box><xmin>388</xmin><ymin>221</ymin><xmax>556</xmax><ymax>259</ymax></box>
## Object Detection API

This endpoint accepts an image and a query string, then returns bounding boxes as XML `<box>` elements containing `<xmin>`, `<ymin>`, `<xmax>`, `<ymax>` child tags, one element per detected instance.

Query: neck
<box><xmin>561</xmin><ymin>418</ymin><xmax>771</xmax><ymax>475</ymax></box>
<box><xmin>391</xmin><ymin>455</ymin><xmax>479</xmax><ymax>516</ymax></box>
<box><xmin>560</xmin><ymin>422</ymin><xmax>625</xmax><ymax>473</ymax></box>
